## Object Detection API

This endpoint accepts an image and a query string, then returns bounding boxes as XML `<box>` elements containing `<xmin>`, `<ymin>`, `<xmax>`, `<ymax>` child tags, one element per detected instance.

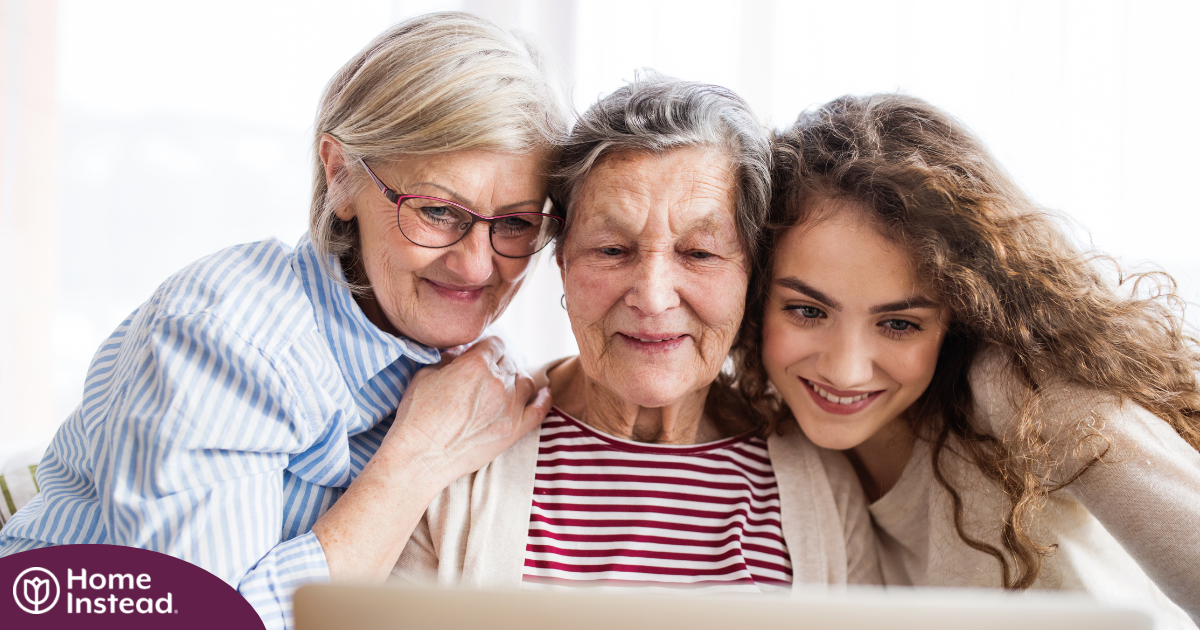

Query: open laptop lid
<box><xmin>294</xmin><ymin>584</ymin><xmax>1152</xmax><ymax>630</ymax></box>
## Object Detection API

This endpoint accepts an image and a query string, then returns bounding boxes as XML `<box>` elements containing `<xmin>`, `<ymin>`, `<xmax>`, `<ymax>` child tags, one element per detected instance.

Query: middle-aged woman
<box><xmin>739</xmin><ymin>94</ymin><xmax>1200</xmax><ymax>627</ymax></box>
<box><xmin>0</xmin><ymin>12</ymin><xmax>568</xmax><ymax>629</ymax></box>
<box><xmin>390</xmin><ymin>73</ymin><xmax>879</xmax><ymax>592</ymax></box>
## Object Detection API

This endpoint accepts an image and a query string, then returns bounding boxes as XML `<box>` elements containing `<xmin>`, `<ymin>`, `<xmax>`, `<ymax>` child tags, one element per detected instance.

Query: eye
<box><xmin>880</xmin><ymin>319</ymin><xmax>922</xmax><ymax>339</ymax></box>
<box><xmin>600</xmin><ymin>246</ymin><xmax>623</xmax><ymax>256</ymax></box>
<box><xmin>794</xmin><ymin>306</ymin><xmax>823</xmax><ymax>319</ymax></box>
<box><xmin>782</xmin><ymin>304</ymin><xmax>825</xmax><ymax>326</ymax></box>
<box><xmin>494</xmin><ymin>215</ymin><xmax>533</xmax><ymax>236</ymax></box>
<box><xmin>411</xmin><ymin>202</ymin><xmax>459</xmax><ymax>226</ymax></box>
<box><xmin>689</xmin><ymin>250</ymin><xmax>713</xmax><ymax>260</ymax></box>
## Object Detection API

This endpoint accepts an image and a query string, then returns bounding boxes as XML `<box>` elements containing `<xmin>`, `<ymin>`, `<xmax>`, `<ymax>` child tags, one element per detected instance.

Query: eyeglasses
<box><xmin>359</xmin><ymin>158</ymin><xmax>562</xmax><ymax>259</ymax></box>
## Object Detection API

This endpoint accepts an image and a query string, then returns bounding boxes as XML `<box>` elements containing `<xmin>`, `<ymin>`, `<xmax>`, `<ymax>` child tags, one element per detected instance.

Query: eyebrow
<box><xmin>776</xmin><ymin>277</ymin><xmax>842</xmax><ymax>310</ymax></box>
<box><xmin>411</xmin><ymin>181</ymin><xmax>544</xmax><ymax>214</ymax></box>
<box><xmin>869</xmin><ymin>297</ymin><xmax>940</xmax><ymax>314</ymax></box>
<box><xmin>774</xmin><ymin>276</ymin><xmax>939</xmax><ymax>314</ymax></box>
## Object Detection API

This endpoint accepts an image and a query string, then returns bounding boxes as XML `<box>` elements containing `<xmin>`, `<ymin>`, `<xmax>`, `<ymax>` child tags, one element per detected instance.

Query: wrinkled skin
<box><xmin>328</xmin><ymin>141</ymin><xmax>549</xmax><ymax>348</ymax></box>
<box><xmin>552</xmin><ymin>147</ymin><xmax>749</xmax><ymax>445</ymax></box>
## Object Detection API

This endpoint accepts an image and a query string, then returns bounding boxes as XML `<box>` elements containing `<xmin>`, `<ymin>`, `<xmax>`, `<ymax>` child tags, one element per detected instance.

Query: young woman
<box><xmin>739</xmin><ymin>94</ymin><xmax>1200</xmax><ymax>628</ymax></box>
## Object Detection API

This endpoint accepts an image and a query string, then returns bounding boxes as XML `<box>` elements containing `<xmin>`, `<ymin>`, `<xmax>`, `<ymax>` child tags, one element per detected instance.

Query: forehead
<box><xmin>572</xmin><ymin>147</ymin><xmax>739</xmax><ymax>236</ymax></box>
<box><xmin>775</xmin><ymin>200</ymin><xmax>930</xmax><ymax>303</ymax></box>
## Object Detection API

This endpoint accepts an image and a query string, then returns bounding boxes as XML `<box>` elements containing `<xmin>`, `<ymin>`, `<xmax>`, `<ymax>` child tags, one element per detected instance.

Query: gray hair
<box><xmin>310</xmin><ymin>12</ymin><xmax>569</xmax><ymax>283</ymax></box>
<box><xmin>551</xmin><ymin>71</ymin><xmax>771</xmax><ymax>261</ymax></box>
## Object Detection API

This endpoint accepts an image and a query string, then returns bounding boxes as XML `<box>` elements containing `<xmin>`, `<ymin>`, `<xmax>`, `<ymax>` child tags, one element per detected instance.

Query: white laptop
<box><xmin>293</xmin><ymin>583</ymin><xmax>1152</xmax><ymax>630</ymax></box>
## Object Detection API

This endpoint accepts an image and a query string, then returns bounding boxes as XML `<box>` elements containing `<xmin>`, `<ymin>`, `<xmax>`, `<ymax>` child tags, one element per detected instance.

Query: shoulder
<box><xmin>405</xmin><ymin>424</ymin><xmax>542</xmax><ymax>586</ymax></box>
<box><xmin>769</xmin><ymin>422</ymin><xmax>881</xmax><ymax>584</ymax></box>
<box><xmin>538</xmin><ymin>355</ymin><xmax>576</xmax><ymax>387</ymax></box>
<box><xmin>968</xmin><ymin>345</ymin><xmax>1132</xmax><ymax>440</ymax></box>
<box><xmin>142</xmin><ymin>239</ymin><xmax>315</xmax><ymax>354</ymax></box>
<box><xmin>95</xmin><ymin>239</ymin><xmax>326</xmax><ymax>422</ymax></box>
<box><xmin>966</xmin><ymin>345</ymin><xmax>1022</xmax><ymax>435</ymax></box>
<box><xmin>541</xmin><ymin>356</ymin><xmax>581</xmax><ymax>414</ymax></box>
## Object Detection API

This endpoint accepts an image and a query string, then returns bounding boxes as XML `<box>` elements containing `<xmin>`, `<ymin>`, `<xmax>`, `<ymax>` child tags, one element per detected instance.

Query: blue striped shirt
<box><xmin>0</xmin><ymin>236</ymin><xmax>440</xmax><ymax>629</ymax></box>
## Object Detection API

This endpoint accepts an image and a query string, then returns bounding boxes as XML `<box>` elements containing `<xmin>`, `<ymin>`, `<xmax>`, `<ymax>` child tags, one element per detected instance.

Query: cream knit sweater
<box><xmin>865</xmin><ymin>348</ymin><xmax>1200</xmax><ymax>629</ymax></box>
<box><xmin>391</xmin><ymin>400</ymin><xmax>881</xmax><ymax>591</ymax></box>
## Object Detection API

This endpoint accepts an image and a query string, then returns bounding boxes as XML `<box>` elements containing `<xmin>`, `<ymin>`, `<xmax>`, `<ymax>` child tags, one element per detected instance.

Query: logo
<box><xmin>1</xmin><ymin>545</ymin><xmax>267</xmax><ymax>628</ymax></box>
<box><xmin>13</xmin><ymin>567</ymin><xmax>60</xmax><ymax>614</ymax></box>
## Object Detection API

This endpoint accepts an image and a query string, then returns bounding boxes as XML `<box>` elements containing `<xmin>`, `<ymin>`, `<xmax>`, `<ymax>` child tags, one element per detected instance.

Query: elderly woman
<box><xmin>392</xmin><ymin>74</ymin><xmax>878</xmax><ymax>592</ymax></box>
<box><xmin>0</xmin><ymin>12</ymin><xmax>565</xmax><ymax>628</ymax></box>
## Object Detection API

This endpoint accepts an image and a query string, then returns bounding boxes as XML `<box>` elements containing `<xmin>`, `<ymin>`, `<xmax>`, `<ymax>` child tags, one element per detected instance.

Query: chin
<box><xmin>793</xmin><ymin>414</ymin><xmax>872</xmax><ymax>451</ymax></box>
<box><xmin>406</xmin><ymin>319</ymin><xmax>488</xmax><ymax>350</ymax></box>
<box><xmin>602</xmin><ymin>372</ymin><xmax>688</xmax><ymax>408</ymax></box>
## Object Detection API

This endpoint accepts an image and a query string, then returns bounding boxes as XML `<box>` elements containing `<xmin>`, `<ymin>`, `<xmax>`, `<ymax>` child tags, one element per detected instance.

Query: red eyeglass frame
<box><xmin>358</xmin><ymin>158</ymin><xmax>562</xmax><ymax>258</ymax></box>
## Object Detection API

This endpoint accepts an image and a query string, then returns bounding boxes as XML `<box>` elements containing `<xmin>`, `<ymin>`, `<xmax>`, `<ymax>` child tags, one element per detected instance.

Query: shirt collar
<box><xmin>293</xmin><ymin>235</ymin><xmax>440</xmax><ymax>392</ymax></box>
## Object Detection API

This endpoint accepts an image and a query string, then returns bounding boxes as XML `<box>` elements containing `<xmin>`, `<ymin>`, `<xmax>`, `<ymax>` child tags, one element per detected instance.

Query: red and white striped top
<box><xmin>522</xmin><ymin>407</ymin><xmax>792</xmax><ymax>593</ymax></box>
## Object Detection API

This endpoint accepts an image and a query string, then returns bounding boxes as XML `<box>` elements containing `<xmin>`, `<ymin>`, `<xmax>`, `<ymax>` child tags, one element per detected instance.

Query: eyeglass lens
<box><xmin>397</xmin><ymin>197</ymin><xmax>559</xmax><ymax>257</ymax></box>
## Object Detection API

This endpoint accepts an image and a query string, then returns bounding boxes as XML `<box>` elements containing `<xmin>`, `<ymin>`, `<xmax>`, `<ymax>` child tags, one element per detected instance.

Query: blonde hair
<box><xmin>740</xmin><ymin>93</ymin><xmax>1200</xmax><ymax>588</ymax></box>
<box><xmin>309</xmin><ymin>11</ymin><xmax>568</xmax><ymax>282</ymax></box>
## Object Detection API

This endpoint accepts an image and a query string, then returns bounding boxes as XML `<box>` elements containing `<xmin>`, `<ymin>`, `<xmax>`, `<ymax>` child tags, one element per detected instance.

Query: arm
<box><xmin>970</xmin><ymin>349</ymin><xmax>1200</xmax><ymax>622</ymax></box>
<box><xmin>1062</xmin><ymin>402</ymin><xmax>1200</xmax><ymax>624</ymax></box>
<box><xmin>97</xmin><ymin>312</ymin><xmax>329</xmax><ymax>628</ymax></box>
<box><xmin>310</xmin><ymin>336</ymin><xmax>550</xmax><ymax>582</ymax></box>
<box><xmin>102</xmin><ymin>315</ymin><xmax>548</xmax><ymax>628</ymax></box>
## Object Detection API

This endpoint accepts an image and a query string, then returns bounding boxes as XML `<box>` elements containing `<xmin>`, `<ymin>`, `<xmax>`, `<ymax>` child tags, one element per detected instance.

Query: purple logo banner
<box><xmin>0</xmin><ymin>545</ymin><xmax>265</xmax><ymax>629</ymax></box>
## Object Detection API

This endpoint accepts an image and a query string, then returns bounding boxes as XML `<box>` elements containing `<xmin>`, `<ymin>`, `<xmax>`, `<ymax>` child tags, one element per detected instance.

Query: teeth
<box><xmin>633</xmin><ymin>336</ymin><xmax>681</xmax><ymax>343</ymax></box>
<box><xmin>807</xmin><ymin>380</ymin><xmax>871</xmax><ymax>405</ymax></box>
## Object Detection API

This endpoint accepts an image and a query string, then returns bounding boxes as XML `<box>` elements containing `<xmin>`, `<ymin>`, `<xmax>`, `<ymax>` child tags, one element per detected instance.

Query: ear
<box><xmin>555</xmin><ymin>243</ymin><xmax>565</xmax><ymax>282</ymax></box>
<box><xmin>318</xmin><ymin>134</ymin><xmax>356</xmax><ymax>221</ymax></box>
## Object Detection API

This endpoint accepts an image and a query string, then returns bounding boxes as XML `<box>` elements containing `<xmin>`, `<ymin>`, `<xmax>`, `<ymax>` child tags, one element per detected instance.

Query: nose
<box><xmin>441</xmin><ymin>221</ymin><xmax>495</xmax><ymax>285</ymax></box>
<box><xmin>815</xmin><ymin>327</ymin><xmax>875</xmax><ymax>391</ymax></box>
<box><xmin>624</xmin><ymin>251</ymin><xmax>679</xmax><ymax>316</ymax></box>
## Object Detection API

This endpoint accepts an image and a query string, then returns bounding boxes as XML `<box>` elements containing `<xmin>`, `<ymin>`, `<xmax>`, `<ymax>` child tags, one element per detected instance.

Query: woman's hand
<box><xmin>312</xmin><ymin>336</ymin><xmax>551</xmax><ymax>582</ymax></box>
<box><xmin>383</xmin><ymin>336</ymin><xmax>550</xmax><ymax>487</ymax></box>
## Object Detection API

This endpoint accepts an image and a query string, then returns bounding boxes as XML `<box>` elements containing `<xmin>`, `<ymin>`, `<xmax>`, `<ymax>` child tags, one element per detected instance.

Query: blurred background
<box><xmin>2</xmin><ymin>0</ymin><xmax>1198</xmax><ymax>460</ymax></box>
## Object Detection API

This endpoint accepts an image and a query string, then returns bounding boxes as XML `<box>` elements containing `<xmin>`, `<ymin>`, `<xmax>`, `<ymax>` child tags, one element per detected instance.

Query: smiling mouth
<box><xmin>805</xmin><ymin>379</ymin><xmax>880</xmax><ymax>405</ymax></box>
<box><xmin>422</xmin><ymin>278</ymin><xmax>487</xmax><ymax>302</ymax></box>
<box><xmin>616</xmin><ymin>333</ymin><xmax>689</xmax><ymax>352</ymax></box>
<box><xmin>626</xmin><ymin>335</ymin><xmax>685</xmax><ymax>343</ymax></box>
<box><xmin>425</xmin><ymin>278</ymin><xmax>487</xmax><ymax>292</ymax></box>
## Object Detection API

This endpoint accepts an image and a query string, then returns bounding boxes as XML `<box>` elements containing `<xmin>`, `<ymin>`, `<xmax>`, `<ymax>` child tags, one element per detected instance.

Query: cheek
<box><xmin>367</xmin><ymin>239</ymin><xmax>433</xmax><ymax>282</ymax></box>
<box><xmin>358</xmin><ymin>231</ymin><xmax>446</xmax><ymax>311</ymax></box>
<box><xmin>564</xmin><ymin>264</ymin><xmax>625</xmax><ymax>322</ymax></box>
<box><xmin>883</xmin><ymin>337</ymin><xmax>944</xmax><ymax>392</ymax></box>
<box><xmin>761</xmin><ymin>312</ymin><xmax>808</xmax><ymax>377</ymax></box>
<box><xmin>495</xmin><ymin>256</ymin><xmax>532</xmax><ymax>285</ymax></box>
<box><xmin>682</xmin><ymin>267</ymin><xmax>747</xmax><ymax>330</ymax></box>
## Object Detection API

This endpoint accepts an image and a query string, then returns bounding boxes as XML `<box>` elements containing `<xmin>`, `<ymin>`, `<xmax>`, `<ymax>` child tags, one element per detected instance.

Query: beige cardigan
<box><xmin>865</xmin><ymin>348</ymin><xmax>1200</xmax><ymax>629</ymax></box>
<box><xmin>391</xmin><ymin>415</ymin><xmax>881</xmax><ymax>590</ymax></box>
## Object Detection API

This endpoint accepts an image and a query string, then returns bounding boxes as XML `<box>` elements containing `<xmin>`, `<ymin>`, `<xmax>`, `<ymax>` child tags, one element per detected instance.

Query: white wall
<box><xmin>3</xmin><ymin>0</ymin><xmax>1198</xmax><ymax>458</ymax></box>
<box><xmin>1</xmin><ymin>0</ymin><xmax>58</xmax><ymax>457</ymax></box>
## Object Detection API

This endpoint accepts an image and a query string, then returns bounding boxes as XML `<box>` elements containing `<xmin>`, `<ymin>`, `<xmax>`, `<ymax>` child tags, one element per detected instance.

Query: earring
<box><xmin>560</xmin><ymin>294</ymin><xmax>567</xmax><ymax>310</ymax></box>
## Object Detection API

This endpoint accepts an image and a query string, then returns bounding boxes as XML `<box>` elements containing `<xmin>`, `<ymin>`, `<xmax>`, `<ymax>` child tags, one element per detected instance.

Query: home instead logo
<box><xmin>12</xmin><ymin>567</ymin><xmax>175</xmax><ymax>615</ymax></box>
<box><xmin>13</xmin><ymin>567</ymin><xmax>59</xmax><ymax>614</ymax></box>
<box><xmin>0</xmin><ymin>545</ymin><xmax>265</xmax><ymax>629</ymax></box>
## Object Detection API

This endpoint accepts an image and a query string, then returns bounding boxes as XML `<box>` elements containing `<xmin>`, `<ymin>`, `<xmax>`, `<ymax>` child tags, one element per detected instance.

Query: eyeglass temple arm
<box><xmin>358</xmin><ymin>158</ymin><xmax>401</xmax><ymax>204</ymax></box>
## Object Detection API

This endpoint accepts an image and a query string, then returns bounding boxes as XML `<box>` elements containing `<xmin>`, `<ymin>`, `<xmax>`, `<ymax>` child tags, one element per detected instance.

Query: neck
<box><xmin>846</xmin><ymin>415</ymin><xmax>915</xmax><ymax>503</ymax></box>
<box><xmin>548</xmin><ymin>357</ymin><xmax>721</xmax><ymax>445</ymax></box>
<box><xmin>343</xmin><ymin>254</ymin><xmax>401</xmax><ymax>338</ymax></box>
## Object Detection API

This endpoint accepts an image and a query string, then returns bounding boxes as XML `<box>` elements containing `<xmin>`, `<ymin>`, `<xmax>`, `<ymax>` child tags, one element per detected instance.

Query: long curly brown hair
<box><xmin>736</xmin><ymin>93</ymin><xmax>1200</xmax><ymax>588</ymax></box>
